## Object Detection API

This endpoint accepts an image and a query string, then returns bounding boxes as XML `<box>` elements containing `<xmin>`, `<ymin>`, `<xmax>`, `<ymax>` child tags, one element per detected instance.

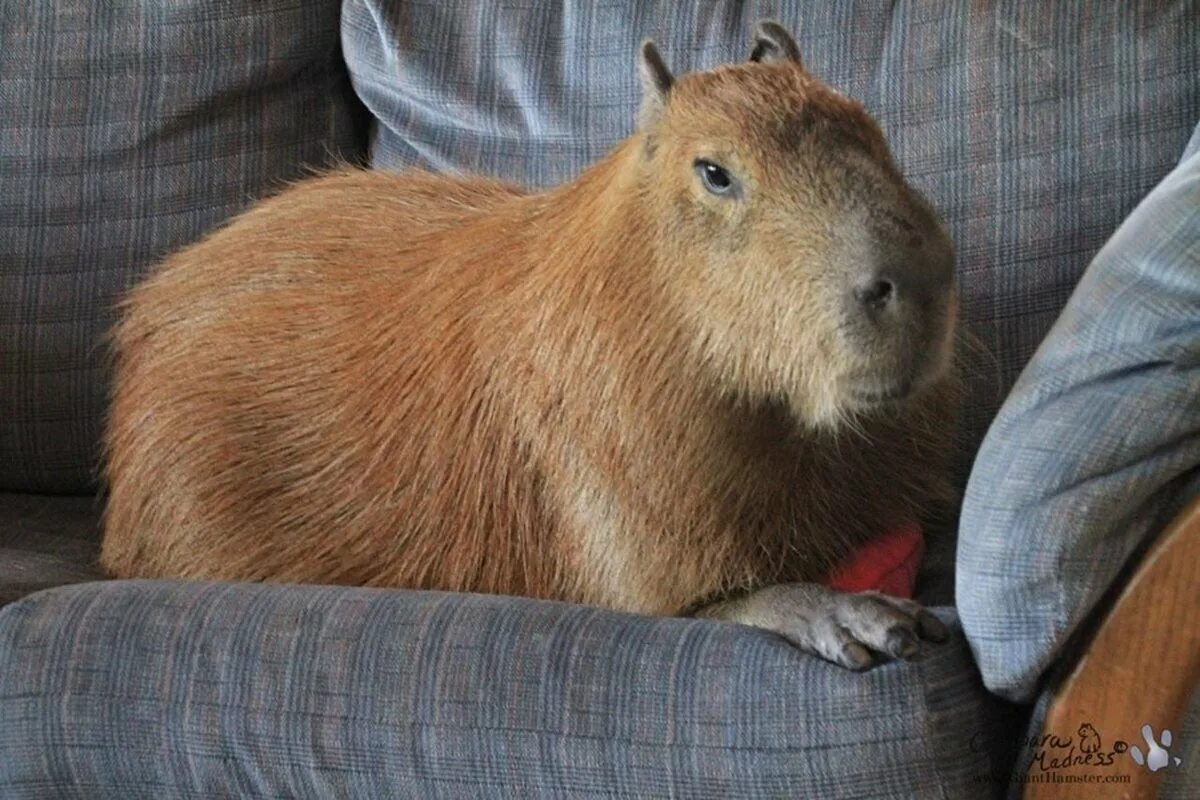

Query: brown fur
<box><xmin>102</xmin><ymin>50</ymin><xmax>958</xmax><ymax>615</ymax></box>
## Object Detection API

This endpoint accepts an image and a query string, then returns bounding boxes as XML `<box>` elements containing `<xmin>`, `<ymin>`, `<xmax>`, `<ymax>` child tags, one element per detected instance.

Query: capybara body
<box><xmin>102</xmin><ymin>29</ymin><xmax>958</xmax><ymax>617</ymax></box>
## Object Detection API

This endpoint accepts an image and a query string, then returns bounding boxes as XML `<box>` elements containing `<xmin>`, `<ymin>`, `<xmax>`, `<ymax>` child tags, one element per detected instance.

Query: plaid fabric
<box><xmin>0</xmin><ymin>493</ymin><xmax>103</xmax><ymax>607</ymax></box>
<box><xmin>0</xmin><ymin>580</ymin><xmax>1016</xmax><ymax>799</ymax></box>
<box><xmin>958</xmin><ymin>124</ymin><xmax>1200</xmax><ymax>702</ymax></box>
<box><xmin>0</xmin><ymin>2</ymin><xmax>368</xmax><ymax>493</ymax></box>
<box><xmin>1163</xmin><ymin>695</ymin><xmax>1200</xmax><ymax>799</ymax></box>
<box><xmin>343</xmin><ymin>0</ymin><xmax>1200</xmax><ymax>488</ymax></box>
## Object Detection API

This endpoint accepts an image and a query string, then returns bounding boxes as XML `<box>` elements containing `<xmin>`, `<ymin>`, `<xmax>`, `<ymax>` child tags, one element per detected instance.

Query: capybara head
<box><xmin>636</xmin><ymin>22</ymin><xmax>956</xmax><ymax>427</ymax></box>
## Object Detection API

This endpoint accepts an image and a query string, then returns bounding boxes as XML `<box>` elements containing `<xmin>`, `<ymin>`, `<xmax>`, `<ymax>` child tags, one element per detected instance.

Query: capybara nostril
<box><xmin>854</xmin><ymin>277</ymin><xmax>895</xmax><ymax>310</ymax></box>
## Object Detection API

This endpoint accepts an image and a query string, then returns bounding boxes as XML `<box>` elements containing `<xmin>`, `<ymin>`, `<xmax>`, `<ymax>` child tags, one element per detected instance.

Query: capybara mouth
<box><xmin>843</xmin><ymin>342</ymin><xmax>950</xmax><ymax>407</ymax></box>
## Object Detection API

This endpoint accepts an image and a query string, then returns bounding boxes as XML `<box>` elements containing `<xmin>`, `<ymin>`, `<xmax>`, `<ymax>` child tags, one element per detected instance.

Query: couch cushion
<box><xmin>957</xmin><ymin>125</ymin><xmax>1200</xmax><ymax>701</ymax></box>
<box><xmin>0</xmin><ymin>581</ymin><xmax>1020</xmax><ymax>798</ymax></box>
<box><xmin>0</xmin><ymin>493</ymin><xmax>104</xmax><ymax>607</ymax></box>
<box><xmin>0</xmin><ymin>1</ymin><xmax>368</xmax><ymax>493</ymax></box>
<box><xmin>342</xmin><ymin>0</ymin><xmax>1200</xmax><ymax>487</ymax></box>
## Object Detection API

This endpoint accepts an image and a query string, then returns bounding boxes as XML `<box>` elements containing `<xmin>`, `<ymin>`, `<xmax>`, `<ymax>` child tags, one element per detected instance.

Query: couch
<box><xmin>1</xmin><ymin>2</ymin><xmax>1196</xmax><ymax>797</ymax></box>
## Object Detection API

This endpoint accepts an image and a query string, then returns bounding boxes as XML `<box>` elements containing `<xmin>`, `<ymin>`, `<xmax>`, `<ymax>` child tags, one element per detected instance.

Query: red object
<box><xmin>825</xmin><ymin>521</ymin><xmax>924</xmax><ymax>598</ymax></box>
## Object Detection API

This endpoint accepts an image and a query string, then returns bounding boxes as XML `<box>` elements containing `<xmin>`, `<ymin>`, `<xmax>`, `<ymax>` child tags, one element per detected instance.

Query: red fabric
<box><xmin>825</xmin><ymin>521</ymin><xmax>924</xmax><ymax>598</ymax></box>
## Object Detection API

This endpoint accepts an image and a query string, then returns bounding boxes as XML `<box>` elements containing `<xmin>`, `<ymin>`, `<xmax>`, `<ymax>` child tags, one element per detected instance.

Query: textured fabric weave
<box><xmin>0</xmin><ymin>2</ymin><xmax>368</xmax><ymax>493</ymax></box>
<box><xmin>1162</xmin><ymin>694</ymin><xmax>1200</xmax><ymax>799</ymax></box>
<box><xmin>343</xmin><ymin>0</ymin><xmax>1200</xmax><ymax>487</ymax></box>
<box><xmin>0</xmin><ymin>493</ymin><xmax>103</xmax><ymax>607</ymax></box>
<box><xmin>0</xmin><ymin>580</ymin><xmax>1016</xmax><ymax>799</ymax></box>
<box><xmin>958</xmin><ymin>124</ymin><xmax>1200</xmax><ymax>702</ymax></box>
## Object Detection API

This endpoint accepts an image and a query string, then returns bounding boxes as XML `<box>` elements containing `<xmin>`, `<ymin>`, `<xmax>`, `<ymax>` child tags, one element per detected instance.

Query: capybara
<box><xmin>103</xmin><ymin>22</ymin><xmax>958</xmax><ymax>669</ymax></box>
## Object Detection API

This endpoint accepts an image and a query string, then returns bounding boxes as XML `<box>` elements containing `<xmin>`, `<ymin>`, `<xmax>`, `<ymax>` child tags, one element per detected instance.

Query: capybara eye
<box><xmin>694</xmin><ymin>159</ymin><xmax>737</xmax><ymax>197</ymax></box>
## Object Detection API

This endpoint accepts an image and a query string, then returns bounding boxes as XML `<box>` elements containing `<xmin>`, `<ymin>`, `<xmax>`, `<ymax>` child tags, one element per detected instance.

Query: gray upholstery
<box><xmin>0</xmin><ymin>493</ymin><xmax>104</xmax><ymax>607</ymax></box>
<box><xmin>959</xmin><ymin>125</ymin><xmax>1200</xmax><ymax>702</ymax></box>
<box><xmin>0</xmin><ymin>0</ymin><xmax>368</xmax><ymax>493</ymax></box>
<box><xmin>1164</xmin><ymin>693</ymin><xmax>1200</xmax><ymax>799</ymax></box>
<box><xmin>0</xmin><ymin>581</ymin><xmax>1018</xmax><ymax>799</ymax></box>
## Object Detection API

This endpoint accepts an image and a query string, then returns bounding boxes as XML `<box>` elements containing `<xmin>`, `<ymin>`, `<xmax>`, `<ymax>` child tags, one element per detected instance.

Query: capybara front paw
<box><xmin>697</xmin><ymin>583</ymin><xmax>948</xmax><ymax>670</ymax></box>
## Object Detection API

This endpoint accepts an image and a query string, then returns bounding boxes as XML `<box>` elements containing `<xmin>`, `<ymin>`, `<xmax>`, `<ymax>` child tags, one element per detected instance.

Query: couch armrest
<box><xmin>1024</xmin><ymin>496</ymin><xmax>1200</xmax><ymax>798</ymax></box>
<box><xmin>0</xmin><ymin>580</ymin><xmax>1012</xmax><ymax>798</ymax></box>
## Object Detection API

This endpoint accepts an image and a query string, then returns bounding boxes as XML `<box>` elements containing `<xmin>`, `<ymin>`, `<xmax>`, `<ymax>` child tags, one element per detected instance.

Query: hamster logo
<box><xmin>1078</xmin><ymin>723</ymin><xmax>1100</xmax><ymax>754</ymax></box>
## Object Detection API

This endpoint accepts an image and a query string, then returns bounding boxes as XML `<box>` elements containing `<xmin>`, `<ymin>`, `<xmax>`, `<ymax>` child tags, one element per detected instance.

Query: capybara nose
<box><xmin>854</xmin><ymin>269</ymin><xmax>920</xmax><ymax>316</ymax></box>
<box><xmin>852</xmin><ymin>258</ymin><xmax>951</xmax><ymax>321</ymax></box>
<box><xmin>855</xmin><ymin>218</ymin><xmax>955</xmax><ymax>319</ymax></box>
<box><xmin>853</xmin><ymin>276</ymin><xmax>895</xmax><ymax>310</ymax></box>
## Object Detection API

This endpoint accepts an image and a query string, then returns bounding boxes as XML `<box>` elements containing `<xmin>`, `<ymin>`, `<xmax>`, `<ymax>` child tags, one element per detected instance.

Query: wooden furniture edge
<box><xmin>1023</xmin><ymin>495</ymin><xmax>1200</xmax><ymax>799</ymax></box>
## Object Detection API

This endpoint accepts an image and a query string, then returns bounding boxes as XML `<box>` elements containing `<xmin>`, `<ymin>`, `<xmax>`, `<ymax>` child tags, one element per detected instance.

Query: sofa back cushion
<box><xmin>343</xmin><ymin>0</ymin><xmax>1200</xmax><ymax>486</ymax></box>
<box><xmin>0</xmin><ymin>1</ymin><xmax>367</xmax><ymax>493</ymax></box>
<box><xmin>958</xmin><ymin>126</ymin><xmax>1200</xmax><ymax>701</ymax></box>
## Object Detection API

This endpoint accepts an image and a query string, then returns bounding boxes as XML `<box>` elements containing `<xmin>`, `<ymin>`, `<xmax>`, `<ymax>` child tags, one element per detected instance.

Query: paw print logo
<box><xmin>1129</xmin><ymin>724</ymin><xmax>1183</xmax><ymax>772</ymax></box>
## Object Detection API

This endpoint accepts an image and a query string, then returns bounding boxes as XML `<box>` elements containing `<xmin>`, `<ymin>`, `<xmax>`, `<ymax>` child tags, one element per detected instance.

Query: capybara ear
<box><xmin>748</xmin><ymin>20</ymin><xmax>803</xmax><ymax>67</ymax></box>
<box><xmin>637</xmin><ymin>39</ymin><xmax>674</xmax><ymax>129</ymax></box>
